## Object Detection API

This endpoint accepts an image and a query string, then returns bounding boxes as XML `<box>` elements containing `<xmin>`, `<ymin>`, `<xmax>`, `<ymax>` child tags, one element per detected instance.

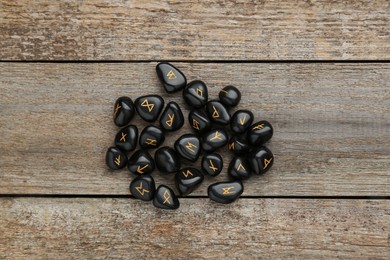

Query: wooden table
<box><xmin>1</xmin><ymin>1</ymin><xmax>389</xmax><ymax>258</ymax></box>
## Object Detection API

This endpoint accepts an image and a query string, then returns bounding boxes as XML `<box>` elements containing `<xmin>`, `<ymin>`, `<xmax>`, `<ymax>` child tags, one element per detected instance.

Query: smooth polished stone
<box><xmin>106</xmin><ymin>147</ymin><xmax>128</xmax><ymax>170</ymax></box>
<box><xmin>188</xmin><ymin>109</ymin><xmax>211</xmax><ymax>134</ymax></box>
<box><xmin>155</xmin><ymin>146</ymin><xmax>181</xmax><ymax>173</ymax></box>
<box><xmin>127</xmin><ymin>150</ymin><xmax>155</xmax><ymax>176</ymax></box>
<box><xmin>206</xmin><ymin>101</ymin><xmax>231</xmax><ymax>125</ymax></box>
<box><xmin>218</xmin><ymin>85</ymin><xmax>241</xmax><ymax>107</ymax></box>
<box><xmin>139</xmin><ymin>125</ymin><xmax>165</xmax><ymax>149</ymax></box>
<box><xmin>130</xmin><ymin>175</ymin><xmax>156</xmax><ymax>201</ymax></box>
<box><xmin>114</xmin><ymin>125</ymin><xmax>138</xmax><ymax>152</ymax></box>
<box><xmin>113</xmin><ymin>96</ymin><xmax>135</xmax><ymax>127</ymax></box>
<box><xmin>134</xmin><ymin>95</ymin><xmax>164</xmax><ymax>122</ymax></box>
<box><xmin>228</xmin><ymin>156</ymin><xmax>251</xmax><ymax>180</ymax></box>
<box><xmin>156</xmin><ymin>62</ymin><xmax>187</xmax><ymax>93</ymax></box>
<box><xmin>228</xmin><ymin>135</ymin><xmax>250</xmax><ymax>155</ymax></box>
<box><xmin>230</xmin><ymin>109</ymin><xmax>254</xmax><ymax>134</ymax></box>
<box><xmin>247</xmin><ymin>120</ymin><xmax>273</xmax><ymax>146</ymax></box>
<box><xmin>153</xmin><ymin>185</ymin><xmax>180</xmax><ymax>210</ymax></box>
<box><xmin>183</xmin><ymin>80</ymin><xmax>208</xmax><ymax>108</ymax></box>
<box><xmin>249</xmin><ymin>146</ymin><xmax>274</xmax><ymax>175</ymax></box>
<box><xmin>174</xmin><ymin>134</ymin><xmax>201</xmax><ymax>162</ymax></box>
<box><xmin>159</xmin><ymin>101</ymin><xmax>184</xmax><ymax>131</ymax></box>
<box><xmin>201</xmin><ymin>153</ymin><xmax>223</xmax><ymax>177</ymax></box>
<box><xmin>175</xmin><ymin>167</ymin><xmax>204</xmax><ymax>196</ymax></box>
<box><xmin>201</xmin><ymin>128</ymin><xmax>228</xmax><ymax>152</ymax></box>
<box><xmin>208</xmin><ymin>181</ymin><xmax>244</xmax><ymax>204</ymax></box>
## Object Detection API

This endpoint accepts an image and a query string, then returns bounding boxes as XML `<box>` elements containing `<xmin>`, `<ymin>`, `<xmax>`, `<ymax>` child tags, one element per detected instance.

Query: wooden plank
<box><xmin>0</xmin><ymin>0</ymin><xmax>389</xmax><ymax>60</ymax></box>
<box><xmin>0</xmin><ymin>198</ymin><xmax>388</xmax><ymax>258</ymax></box>
<box><xmin>0</xmin><ymin>63</ymin><xmax>389</xmax><ymax>196</ymax></box>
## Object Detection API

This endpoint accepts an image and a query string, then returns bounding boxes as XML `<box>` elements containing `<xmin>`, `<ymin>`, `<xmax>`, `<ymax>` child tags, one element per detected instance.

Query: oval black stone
<box><xmin>228</xmin><ymin>156</ymin><xmax>251</xmax><ymax>180</ymax></box>
<box><xmin>247</xmin><ymin>120</ymin><xmax>273</xmax><ymax>146</ymax></box>
<box><xmin>228</xmin><ymin>135</ymin><xmax>250</xmax><ymax>155</ymax></box>
<box><xmin>188</xmin><ymin>109</ymin><xmax>211</xmax><ymax>134</ymax></box>
<box><xmin>155</xmin><ymin>146</ymin><xmax>181</xmax><ymax>173</ymax></box>
<box><xmin>130</xmin><ymin>175</ymin><xmax>156</xmax><ymax>201</ymax></box>
<box><xmin>114</xmin><ymin>125</ymin><xmax>138</xmax><ymax>152</ymax></box>
<box><xmin>201</xmin><ymin>128</ymin><xmax>228</xmax><ymax>152</ymax></box>
<box><xmin>135</xmin><ymin>95</ymin><xmax>164</xmax><ymax>122</ymax></box>
<box><xmin>113</xmin><ymin>96</ymin><xmax>135</xmax><ymax>127</ymax></box>
<box><xmin>230</xmin><ymin>110</ymin><xmax>254</xmax><ymax>134</ymax></box>
<box><xmin>249</xmin><ymin>146</ymin><xmax>274</xmax><ymax>175</ymax></box>
<box><xmin>106</xmin><ymin>147</ymin><xmax>128</xmax><ymax>170</ymax></box>
<box><xmin>206</xmin><ymin>101</ymin><xmax>231</xmax><ymax>125</ymax></box>
<box><xmin>153</xmin><ymin>185</ymin><xmax>180</xmax><ymax>210</ymax></box>
<box><xmin>174</xmin><ymin>134</ymin><xmax>201</xmax><ymax>162</ymax></box>
<box><xmin>159</xmin><ymin>101</ymin><xmax>184</xmax><ymax>132</ymax></box>
<box><xmin>201</xmin><ymin>153</ymin><xmax>223</xmax><ymax>177</ymax></box>
<box><xmin>175</xmin><ymin>167</ymin><xmax>204</xmax><ymax>196</ymax></box>
<box><xmin>218</xmin><ymin>85</ymin><xmax>241</xmax><ymax>107</ymax></box>
<box><xmin>208</xmin><ymin>181</ymin><xmax>244</xmax><ymax>204</ymax></box>
<box><xmin>139</xmin><ymin>125</ymin><xmax>165</xmax><ymax>149</ymax></box>
<box><xmin>127</xmin><ymin>150</ymin><xmax>155</xmax><ymax>176</ymax></box>
<box><xmin>156</xmin><ymin>62</ymin><xmax>187</xmax><ymax>93</ymax></box>
<box><xmin>183</xmin><ymin>80</ymin><xmax>208</xmax><ymax>108</ymax></box>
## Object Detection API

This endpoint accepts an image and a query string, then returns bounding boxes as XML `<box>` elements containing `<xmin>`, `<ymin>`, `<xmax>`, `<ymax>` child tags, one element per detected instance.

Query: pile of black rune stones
<box><xmin>106</xmin><ymin>62</ymin><xmax>274</xmax><ymax>210</ymax></box>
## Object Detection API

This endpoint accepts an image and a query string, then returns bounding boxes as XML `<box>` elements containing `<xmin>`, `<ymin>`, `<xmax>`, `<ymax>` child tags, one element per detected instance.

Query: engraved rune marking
<box><xmin>163</xmin><ymin>190</ymin><xmax>171</xmax><ymax>205</ymax></box>
<box><xmin>141</xmin><ymin>99</ymin><xmax>154</xmax><ymax>112</ymax></box>
<box><xmin>192</xmin><ymin>119</ymin><xmax>200</xmax><ymax>130</ymax></box>
<box><xmin>136</xmin><ymin>164</ymin><xmax>149</xmax><ymax>174</ymax></box>
<box><xmin>253</xmin><ymin>124</ymin><xmax>265</xmax><ymax>130</ymax></box>
<box><xmin>209</xmin><ymin>160</ymin><xmax>218</xmax><ymax>172</ymax></box>
<box><xmin>182</xmin><ymin>170</ymin><xmax>193</xmax><ymax>178</ymax></box>
<box><xmin>120</xmin><ymin>132</ymin><xmax>127</xmax><ymax>142</ymax></box>
<box><xmin>222</xmin><ymin>186</ymin><xmax>235</xmax><ymax>195</ymax></box>
<box><xmin>135</xmin><ymin>182</ymin><xmax>150</xmax><ymax>196</ymax></box>
<box><xmin>263</xmin><ymin>158</ymin><xmax>273</xmax><ymax>169</ymax></box>
<box><xmin>237</xmin><ymin>163</ymin><xmax>246</xmax><ymax>171</ymax></box>
<box><xmin>113</xmin><ymin>103</ymin><xmax>121</xmax><ymax>116</ymax></box>
<box><xmin>167</xmin><ymin>70</ymin><xmax>177</xmax><ymax>80</ymax></box>
<box><xmin>239</xmin><ymin>115</ymin><xmax>247</xmax><ymax>125</ymax></box>
<box><xmin>228</xmin><ymin>142</ymin><xmax>234</xmax><ymax>150</ymax></box>
<box><xmin>185</xmin><ymin>142</ymin><xmax>197</xmax><ymax>153</ymax></box>
<box><xmin>220</xmin><ymin>89</ymin><xmax>228</xmax><ymax>94</ymax></box>
<box><xmin>165</xmin><ymin>113</ymin><xmax>175</xmax><ymax>127</ymax></box>
<box><xmin>210</xmin><ymin>131</ymin><xmax>223</xmax><ymax>141</ymax></box>
<box><xmin>212</xmin><ymin>106</ymin><xmax>220</xmax><ymax>118</ymax></box>
<box><xmin>196</xmin><ymin>88</ymin><xmax>203</xmax><ymax>97</ymax></box>
<box><xmin>114</xmin><ymin>155</ymin><xmax>121</xmax><ymax>166</ymax></box>
<box><xmin>145</xmin><ymin>138</ymin><xmax>157</xmax><ymax>146</ymax></box>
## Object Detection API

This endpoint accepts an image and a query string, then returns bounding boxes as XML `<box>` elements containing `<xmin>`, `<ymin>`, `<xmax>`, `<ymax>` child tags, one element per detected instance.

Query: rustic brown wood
<box><xmin>0</xmin><ymin>62</ymin><xmax>389</xmax><ymax>196</ymax></box>
<box><xmin>0</xmin><ymin>0</ymin><xmax>389</xmax><ymax>60</ymax></box>
<box><xmin>0</xmin><ymin>198</ymin><xmax>388</xmax><ymax>258</ymax></box>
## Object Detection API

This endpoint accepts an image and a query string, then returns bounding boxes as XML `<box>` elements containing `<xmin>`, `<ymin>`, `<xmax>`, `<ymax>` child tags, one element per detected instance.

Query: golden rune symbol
<box><xmin>141</xmin><ymin>99</ymin><xmax>154</xmax><ymax>112</ymax></box>
<box><xmin>114</xmin><ymin>155</ymin><xmax>121</xmax><ymax>166</ymax></box>
<box><xmin>253</xmin><ymin>124</ymin><xmax>265</xmax><ymax>130</ymax></box>
<box><xmin>145</xmin><ymin>138</ymin><xmax>157</xmax><ymax>146</ymax></box>
<box><xmin>135</xmin><ymin>182</ymin><xmax>150</xmax><ymax>196</ymax></box>
<box><xmin>192</xmin><ymin>119</ymin><xmax>200</xmax><ymax>130</ymax></box>
<box><xmin>182</xmin><ymin>170</ymin><xmax>193</xmax><ymax>178</ymax></box>
<box><xmin>185</xmin><ymin>142</ymin><xmax>197</xmax><ymax>153</ymax></box>
<box><xmin>237</xmin><ymin>163</ymin><xmax>246</xmax><ymax>171</ymax></box>
<box><xmin>212</xmin><ymin>106</ymin><xmax>220</xmax><ymax>118</ymax></box>
<box><xmin>136</xmin><ymin>164</ymin><xmax>149</xmax><ymax>174</ymax></box>
<box><xmin>222</xmin><ymin>186</ymin><xmax>235</xmax><ymax>195</ymax></box>
<box><xmin>220</xmin><ymin>89</ymin><xmax>228</xmax><ymax>94</ymax></box>
<box><xmin>113</xmin><ymin>103</ymin><xmax>121</xmax><ymax>116</ymax></box>
<box><xmin>228</xmin><ymin>142</ymin><xmax>235</xmax><ymax>150</ymax></box>
<box><xmin>165</xmin><ymin>113</ymin><xmax>175</xmax><ymax>127</ymax></box>
<box><xmin>167</xmin><ymin>70</ymin><xmax>177</xmax><ymax>80</ymax></box>
<box><xmin>163</xmin><ymin>190</ymin><xmax>171</xmax><ymax>205</ymax></box>
<box><xmin>196</xmin><ymin>88</ymin><xmax>203</xmax><ymax>97</ymax></box>
<box><xmin>210</xmin><ymin>131</ymin><xmax>223</xmax><ymax>141</ymax></box>
<box><xmin>120</xmin><ymin>132</ymin><xmax>127</xmax><ymax>142</ymax></box>
<box><xmin>263</xmin><ymin>157</ymin><xmax>273</xmax><ymax>169</ymax></box>
<box><xmin>209</xmin><ymin>160</ymin><xmax>218</xmax><ymax>172</ymax></box>
<box><xmin>239</xmin><ymin>115</ymin><xmax>247</xmax><ymax>125</ymax></box>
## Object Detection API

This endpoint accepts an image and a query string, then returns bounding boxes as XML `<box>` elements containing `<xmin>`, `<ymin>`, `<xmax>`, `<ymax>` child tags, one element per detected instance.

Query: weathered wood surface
<box><xmin>0</xmin><ymin>198</ymin><xmax>388</xmax><ymax>259</ymax></box>
<box><xmin>1</xmin><ymin>0</ymin><xmax>389</xmax><ymax>60</ymax></box>
<box><xmin>0</xmin><ymin>62</ymin><xmax>389</xmax><ymax>196</ymax></box>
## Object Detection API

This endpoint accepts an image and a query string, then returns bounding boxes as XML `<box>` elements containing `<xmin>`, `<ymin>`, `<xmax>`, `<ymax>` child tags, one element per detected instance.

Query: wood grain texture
<box><xmin>0</xmin><ymin>62</ymin><xmax>389</xmax><ymax>196</ymax></box>
<box><xmin>0</xmin><ymin>198</ymin><xmax>389</xmax><ymax>259</ymax></box>
<box><xmin>1</xmin><ymin>0</ymin><xmax>389</xmax><ymax>60</ymax></box>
